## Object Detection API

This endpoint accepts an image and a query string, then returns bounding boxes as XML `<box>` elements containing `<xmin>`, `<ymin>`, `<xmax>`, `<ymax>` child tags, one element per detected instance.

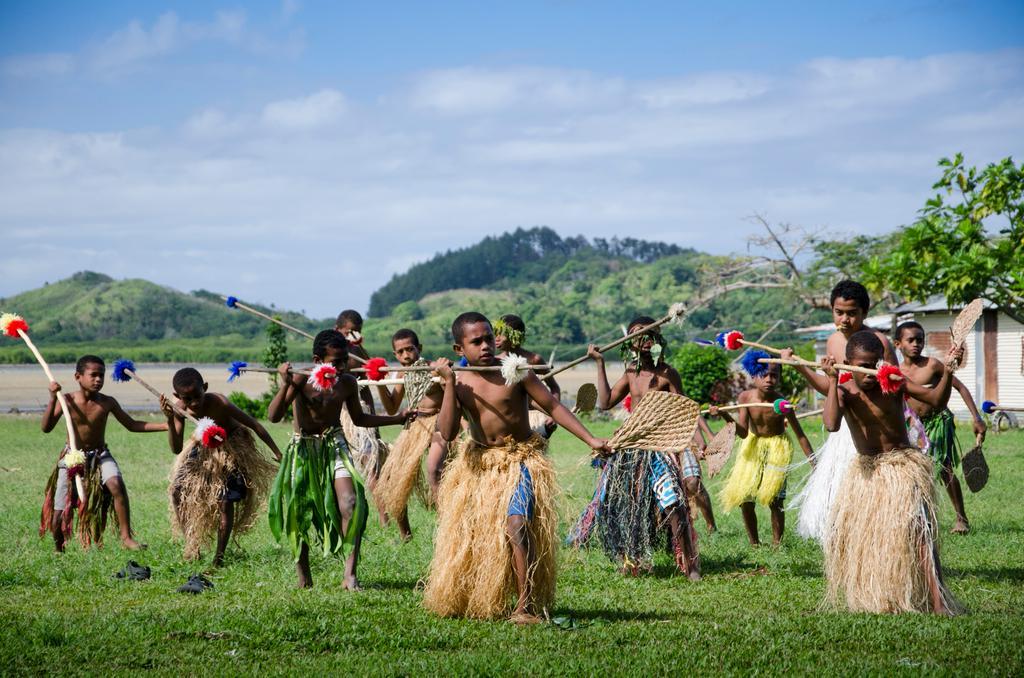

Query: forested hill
<box><xmin>368</xmin><ymin>226</ymin><xmax>692</xmax><ymax>317</ymax></box>
<box><xmin>0</xmin><ymin>271</ymin><xmax>320</xmax><ymax>343</ymax></box>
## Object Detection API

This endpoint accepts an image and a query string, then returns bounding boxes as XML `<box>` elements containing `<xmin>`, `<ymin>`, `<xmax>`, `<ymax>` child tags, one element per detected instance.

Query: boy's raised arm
<box><xmin>781</xmin><ymin>348</ymin><xmax>831</xmax><ymax>395</ymax></box>
<box><xmin>786</xmin><ymin>409</ymin><xmax>816</xmax><ymax>465</ymax></box>
<box><xmin>524</xmin><ymin>373</ymin><xmax>608</xmax><ymax>455</ymax></box>
<box><xmin>345</xmin><ymin>376</ymin><xmax>410</xmax><ymax>428</ymax></box>
<box><xmin>159</xmin><ymin>394</ymin><xmax>185</xmax><ymax>453</ymax></box>
<box><xmin>376</xmin><ymin>382</ymin><xmax>404</xmax><ymax>415</ymax></box>
<box><xmin>223</xmin><ymin>396</ymin><xmax>283</xmax><ymax>461</ymax></box>
<box><xmin>432</xmin><ymin>358</ymin><xmax>461</xmax><ymax>441</ymax></box>
<box><xmin>821</xmin><ymin>356</ymin><xmax>843</xmax><ymax>432</ymax></box>
<box><xmin>952</xmin><ymin>376</ymin><xmax>986</xmax><ymax>440</ymax></box>
<box><xmin>267</xmin><ymin>363</ymin><xmax>300</xmax><ymax>423</ymax></box>
<box><xmin>110</xmin><ymin>398</ymin><xmax>168</xmax><ymax>433</ymax></box>
<box><xmin>905</xmin><ymin>347</ymin><xmax>962</xmax><ymax>408</ymax></box>
<box><xmin>41</xmin><ymin>381</ymin><xmax>64</xmax><ymax>433</ymax></box>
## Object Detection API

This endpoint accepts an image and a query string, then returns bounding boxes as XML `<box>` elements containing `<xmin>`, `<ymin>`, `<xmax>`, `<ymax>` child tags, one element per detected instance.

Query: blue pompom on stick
<box><xmin>740</xmin><ymin>349</ymin><xmax>771</xmax><ymax>377</ymax></box>
<box><xmin>228</xmin><ymin>361</ymin><xmax>248</xmax><ymax>382</ymax></box>
<box><xmin>714</xmin><ymin>331</ymin><xmax>728</xmax><ymax>347</ymax></box>
<box><xmin>981</xmin><ymin>400</ymin><xmax>997</xmax><ymax>414</ymax></box>
<box><xmin>112</xmin><ymin>358</ymin><xmax>136</xmax><ymax>383</ymax></box>
<box><xmin>225</xmin><ymin>296</ymin><xmax>238</xmax><ymax>308</ymax></box>
<box><xmin>458</xmin><ymin>356</ymin><xmax>469</xmax><ymax>367</ymax></box>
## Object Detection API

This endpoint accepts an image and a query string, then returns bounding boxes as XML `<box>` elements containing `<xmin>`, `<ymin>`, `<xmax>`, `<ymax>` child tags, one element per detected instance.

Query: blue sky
<box><xmin>1</xmin><ymin>1</ymin><xmax>1022</xmax><ymax>316</ymax></box>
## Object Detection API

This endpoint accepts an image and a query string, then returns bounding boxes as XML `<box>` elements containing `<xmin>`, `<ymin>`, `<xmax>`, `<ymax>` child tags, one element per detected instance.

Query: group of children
<box><xmin>36</xmin><ymin>282</ymin><xmax>984</xmax><ymax>622</ymax></box>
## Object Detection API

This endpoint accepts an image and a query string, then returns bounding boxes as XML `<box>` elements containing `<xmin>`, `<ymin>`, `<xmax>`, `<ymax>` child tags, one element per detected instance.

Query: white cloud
<box><xmin>1</xmin><ymin>52</ymin><xmax>75</xmax><ymax>78</ymax></box>
<box><xmin>261</xmin><ymin>89</ymin><xmax>347</xmax><ymax>130</ymax></box>
<box><xmin>1</xmin><ymin>49</ymin><xmax>1022</xmax><ymax>316</ymax></box>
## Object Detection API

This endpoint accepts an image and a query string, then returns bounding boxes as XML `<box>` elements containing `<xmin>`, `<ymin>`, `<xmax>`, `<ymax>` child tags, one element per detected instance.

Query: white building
<box><xmin>891</xmin><ymin>297</ymin><xmax>1023</xmax><ymax>420</ymax></box>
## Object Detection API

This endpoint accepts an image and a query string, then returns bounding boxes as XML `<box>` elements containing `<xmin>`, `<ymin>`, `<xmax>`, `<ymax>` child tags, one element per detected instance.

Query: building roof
<box><xmin>892</xmin><ymin>295</ymin><xmax>996</xmax><ymax>314</ymax></box>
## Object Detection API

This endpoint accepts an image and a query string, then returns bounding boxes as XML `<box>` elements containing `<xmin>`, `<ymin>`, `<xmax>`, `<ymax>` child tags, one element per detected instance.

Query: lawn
<box><xmin>0</xmin><ymin>414</ymin><xmax>1021</xmax><ymax>675</ymax></box>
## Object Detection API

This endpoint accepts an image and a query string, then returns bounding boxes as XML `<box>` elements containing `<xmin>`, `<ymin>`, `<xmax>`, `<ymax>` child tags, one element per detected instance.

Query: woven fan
<box><xmin>948</xmin><ymin>298</ymin><xmax>983</xmax><ymax>373</ymax></box>
<box><xmin>705</xmin><ymin>422</ymin><xmax>736</xmax><ymax>478</ymax></box>
<box><xmin>961</xmin><ymin>433</ymin><xmax>988</xmax><ymax>493</ymax></box>
<box><xmin>608</xmin><ymin>390</ymin><xmax>699</xmax><ymax>453</ymax></box>
<box><xmin>574</xmin><ymin>383</ymin><xmax>598</xmax><ymax>413</ymax></box>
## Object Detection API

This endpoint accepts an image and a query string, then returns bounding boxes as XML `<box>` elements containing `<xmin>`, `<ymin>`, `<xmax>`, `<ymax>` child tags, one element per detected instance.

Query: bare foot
<box><xmin>122</xmin><ymin>538</ymin><xmax>146</xmax><ymax>550</ymax></box>
<box><xmin>688</xmin><ymin>569</ymin><xmax>703</xmax><ymax>582</ymax></box>
<box><xmin>951</xmin><ymin>519</ymin><xmax>970</xmax><ymax>535</ymax></box>
<box><xmin>343</xmin><ymin>575</ymin><xmax>362</xmax><ymax>591</ymax></box>
<box><xmin>510</xmin><ymin>611</ymin><xmax>543</xmax><ymax>625</ymax></box>
<box><xmin>297</xmin><ymin>574</ymin><xmax>312</xmax><ymax>589</ymax></box>
<box><xmin>212</xmin><ymin>556</ymin><xmax>224</xmax><ymax>569</ymax></box>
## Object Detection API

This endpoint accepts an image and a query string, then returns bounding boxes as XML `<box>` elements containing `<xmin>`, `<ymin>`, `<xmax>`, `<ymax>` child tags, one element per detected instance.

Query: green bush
<box><xmin>228</xmin><ymin>390</ymin><xmax>277</xmax><ymax>421</ymax></box>
<box><xmin>669</xmin><ymin>343</ymin><xmax>731</xmax><ymax>404</ymax></box>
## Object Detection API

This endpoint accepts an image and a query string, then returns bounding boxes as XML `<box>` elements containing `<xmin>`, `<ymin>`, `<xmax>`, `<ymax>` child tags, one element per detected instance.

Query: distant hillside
<box><xmin>0</xmin><ymin>271</ymin><xmax>323</xmax><ymax>364</ymax></box>
<box><xmin>368</xmin><ymin>226</ymin><xmax>692</xmax><ymax>317</ymax></box>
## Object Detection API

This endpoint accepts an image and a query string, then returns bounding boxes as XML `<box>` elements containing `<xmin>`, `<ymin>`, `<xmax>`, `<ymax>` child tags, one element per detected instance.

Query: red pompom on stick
<box><xmin>838</xmin><ymin>372</ymin><xmax>852</xmax><ymax>385</ymax></box>
<box><xmin>309</xmin><ymin>364</ymin><xmax>338</xmax><ymax>392</ymax></box>
<box><xmin>623</xmin><ymin>394</ymin><xmax>633</xmax><ymax>413</ymax></box>
<box><xmin>876</xmin><ymin>364</ymin><xmax>905</xmax><ymax>395</ymax></box>
<box><xmin>203</xmin><ymin>424</ymin><xmax>227</xmax><ymax>448</ymax></box>
<box><xmin>365</xmin><ymin>357</ymin><xmax>388</xmax><ymax>381</ymax></box>
<box><xmin>724</xmin><ymin>330</ymin><xmax>744</xmax><ymax>351</ymax></box>
<box><xmin>1</xmin><ymin>313</ymin><xmax>29</xmax><ymax>338</ymax></box>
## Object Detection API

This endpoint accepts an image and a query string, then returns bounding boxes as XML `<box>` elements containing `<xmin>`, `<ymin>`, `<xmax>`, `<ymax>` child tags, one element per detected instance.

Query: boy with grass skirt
<box><xmin>894</xmin><ymin>321</ymin><xmax>986</xmax><ymax>535</ymax></box>
<box><xmin>267</xmin><ymin>330</ymin><xmax>416</xmax><ymax>589</ymax></box>
<box><xmin>585</xmin><ymin>316</ymin><xmax>701</xmax><ymax>579</ymax></box>
<box><xmin>821</xmin><ymin>331</ymin><xmax>963</xmax><ymax>615</ymax></box>
<box><xmin>161</xmin><ymin>368</ymin><xmax>281</xmax><ymax>566</ymax></box>
<box><xmin>423</xmin><ymin>312</ymin><xmax>609</xmax><ymax>623</ymax></box>
<box><xmin>40</xmin><ymin>355</ymin><xmax>168</xmax><ymax>551</ymax></box>
<box><xmin>373</xmin><ymin>328</ymin><xmax>447</xmax><ymax>541</ymax></box>
<box><xmin>709</xmin><ymin>357</ymin><xmax>814</xmax><ymax>546</ymax></box>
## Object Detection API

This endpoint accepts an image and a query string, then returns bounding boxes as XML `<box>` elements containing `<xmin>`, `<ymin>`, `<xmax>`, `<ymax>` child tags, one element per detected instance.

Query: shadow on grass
<box><xmin>557</xmin><ymin>607</ymin><xmax>679</xmax><ymax>623</ymax></box>
<box><xmin>950</xmin><ymin>566</ymin><xmax>1024</xmax><ymax>582</ymax></box>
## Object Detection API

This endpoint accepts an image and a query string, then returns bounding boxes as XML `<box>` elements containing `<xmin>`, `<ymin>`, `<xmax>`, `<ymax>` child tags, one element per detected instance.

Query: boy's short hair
<box><xmin>830</xmin><ymin>280</ymin><xmax>870</xmax><ymax>313</ymax></box>
<box><xmin>846</xmin><ymin>329</ymin><xmax>883</xmax><ymax>360</ymax></box>
<box><xmin>451</xmin><ymin>312</ymin><xmax>491</xmax><ymax>343</ymax></box>
<box><xmin>172</xmin><ymin>367</ymin><xmax>204</xmax><ymax>391</ymax></box>
<box><xmin>314</xmin><ymin>329</ymin><xmax>349</xmax><ymax>359</ymax></box>
<box><xmin>895</xmin><ymin>320</ymin><xmax>924</xmax><ymax>340</ymax></box>
<box><xmin>336</xmin><ymin>309</ymin><xmax>363</xmax><ymax>329</ymax></box>
<box><xmin>392</xmin><ymin>328</ymin><xmax>420</xmax><ymax>346</ymax></box>
<box><xmin>628</xmin><ymin>315</ymin><xmax>657</xmax><ymax>331</ymax></box>
<box><xmin>75</xmin><ymin>355</ymin><xmax>104</xmax><ymax>373</ymax></box>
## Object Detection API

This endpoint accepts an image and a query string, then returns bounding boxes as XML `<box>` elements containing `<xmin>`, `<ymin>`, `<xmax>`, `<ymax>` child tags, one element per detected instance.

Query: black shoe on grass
<box><xmin>113</xmin><ymin>560</ymin><xmax>151</xmax><ymax>581</ymax></box>
<box><xmin>177</xmin><ymin>574</ymin><xmax>214</xmax><ymax>594</ymax></box>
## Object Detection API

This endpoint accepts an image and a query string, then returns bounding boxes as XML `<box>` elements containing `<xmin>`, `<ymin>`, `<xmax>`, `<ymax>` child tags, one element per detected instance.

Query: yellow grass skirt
<box><xmin>824</xmin><ymin>448</ymin><xmax>961</xmax><ymax>614</ymax></box>
<box><xmin>375</xmin><ymin>413</ymin><xmax>436</xmax><ymax>519</ymax></box>
<box><xmin>168</xmin><ymin>427</ymin><xmax>276</xmax><ymax>560</ymax></box>
<box><xmin>720</xmin><ymin>433</ymin><xmax>792</xmax><ymax>511</ymax></box>
<box><xmin>423</xmin><ymin>434</ymin><xmax>557</xmax><ymax>619</ymax></box>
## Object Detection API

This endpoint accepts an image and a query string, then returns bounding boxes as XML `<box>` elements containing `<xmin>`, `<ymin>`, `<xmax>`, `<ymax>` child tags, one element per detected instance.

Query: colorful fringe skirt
<box><xmin>720</xmin><ymin>433</ymin><xmax>793</xmax><ymax>511</ymax></box>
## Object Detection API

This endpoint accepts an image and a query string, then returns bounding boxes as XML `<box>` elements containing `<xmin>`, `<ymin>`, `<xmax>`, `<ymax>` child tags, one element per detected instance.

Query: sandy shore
<box><xmin>0</xmin><ymin>362</ymin><xmax>604</xmax><ymax>412</ymax></box>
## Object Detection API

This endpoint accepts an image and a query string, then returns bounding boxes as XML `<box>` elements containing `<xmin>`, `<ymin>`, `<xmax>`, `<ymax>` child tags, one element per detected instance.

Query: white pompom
<box><xmin>193</xmin><ymin>416</ymin><xmax>215</xmax><ymax>441</ymax></box>
<box><xmin>669</xmin><ymin>302</ymin><xmax>687</xmax><ymax>326</ymax></box>
<box><xmin>500</xmin><ymin>353</ymin><xmax>529</xmax><ymax>386</ymax></box>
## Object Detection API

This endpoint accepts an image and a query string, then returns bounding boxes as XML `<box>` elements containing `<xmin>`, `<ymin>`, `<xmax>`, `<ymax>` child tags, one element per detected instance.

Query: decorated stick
<box><xmin>112</xmin><ymin>359</ymin><xmax>226</xmax><ymax>447</ymax></box>
<box><xmin>546</xmin><ymin>302</ymin><xmax>688</xmax><ymax>379</ymax></box>
<box><xmin>1</xmin><ymin>313</ymin><xmax>86</xmax><ymax>497</ymax></box>
<box><xmin>982</xmin><ymin>401</ymin><xmax>1024</xmax><ymax>414</ymax></box>
<box><xmin>221</xmin><ymin>295</ymin><xmax>369</xmax><ymax>365</ymax></box>
<box><xmin>358</xmin><ymin>355</ymin><xmax>550</xmax><ymax>386</ymax></box>
<box><xmin>759</xmin><ymin>357</ymin><xmax>905</xmax><ymax>394</ymax></box>
<box><xmin>715</xmin><ymin>329</ymin><xmax>788</xmax><ymax>355</ymax></box>
<box><xmin>225</xmin><ymin>360</ymin><xmax>339</xmax><ymax>393</ymax></box>
<box><xmin>703</xmin><ymin>399</ymin><xmax>793</xmax><ymax>415</ymax></box>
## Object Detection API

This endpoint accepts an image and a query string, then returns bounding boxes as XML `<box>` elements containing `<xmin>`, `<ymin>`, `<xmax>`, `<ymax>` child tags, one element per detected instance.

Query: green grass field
<box><xmin>1</xmin><ymin>414</ymin><xmax>1021</xmax><ymax>675</ymax></box>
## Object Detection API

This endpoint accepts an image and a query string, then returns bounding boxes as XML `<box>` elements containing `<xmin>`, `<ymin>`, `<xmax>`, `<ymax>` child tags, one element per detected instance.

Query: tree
<box><xmin>262</xmin><ymin>318</ymin><xmax>289</xmax><ymax>391</ymax></box>
<box><xmin>863</xmin><ymin>154</ymin><xmax>1024</xmax><ymax>324</ymax></box>
<box><xmin>669</xmin><ymin>343</ymin><xmax>732</xmax><ymax>404</ymax></box>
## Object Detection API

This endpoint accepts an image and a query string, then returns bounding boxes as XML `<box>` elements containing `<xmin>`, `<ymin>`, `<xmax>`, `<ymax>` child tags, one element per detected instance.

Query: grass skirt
<box><xmin>789</xmin><ymin>420</ymin><xmax>858</xmax><ymax>541</ymax></box>
<box><xmin>566</xmin><ymin>459</ymin><xmax>608</xmax><ymax>548</ymax></box>
<box><xmin>923</xmin><ymin>408</ymin><xmax>961</xmax><ymax>471</ymax></box>
<box><xmin>169</xmin><ymin>427</ymin><xmax>277</xmax><ymax>560</ymax></box>
<box><xmin>375</xmin><ymin>413</ymin><xmax>436</xmax><ymax>520</ymax></box>
<box><xmin>423</xmin><ymin>434</ymin><xmax>557</xmax><ymax>619</ymax></box>
<box><xmin>596</xmin><ymin>449</ymin><xmax>694</xmax><ymax>571</ymax></box>
<box><xmin>268</xmin><ymin>429</ymin><xmax>367</xmax><ymax>561</ymax></box>
<box><xmin>824</xmin><ymin>448</ymin><xmax>961</xmax><ymax>614</ymax></box>
<box><xmin>39</xmin><ymin>447</ymin><xmax>117</xmax><ymax>548</ymax></box>
<box><xmin>720</xmin><ymin>433</ymin><xmax>792</xmax><ymax>511</ymax></box>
